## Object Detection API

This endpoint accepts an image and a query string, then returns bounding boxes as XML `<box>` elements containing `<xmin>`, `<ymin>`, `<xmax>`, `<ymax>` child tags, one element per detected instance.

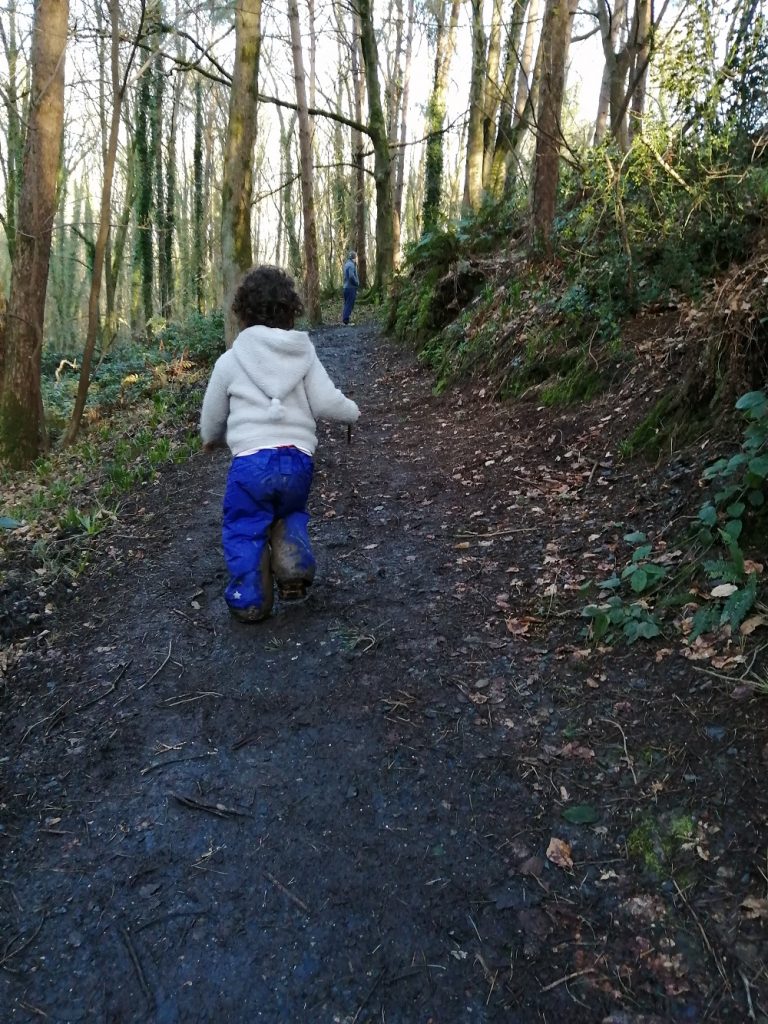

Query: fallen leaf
<box><xmin>740</xmin><ymin>614</ymin><xmax>766</xmax><ymax>635</ymax></box>
<box><xmin>741</xmin><ymin>896</ymin><xmax>768</xmax><ymax>920</ymax></box>
<box><xmin>546</xmin><ymin>836</ymin><xmax>573</xmax><ymax>869</ymax></box>
<box><xmin>710</xmin><ymin>583</ymin><xmax>738</xmax><ymax>598</ymax></box>
<box><xmin>562</xmin><ymin>804</ymin><xmax>599</xmax><ymax>824</ymax></box>
<box><xmin>559</xmin><ymin>742</ymin><xmax>595</xmax><ymax>760</ymax></box>
<box><xmin>505</xmin><ymin>617</ymin><xmax>530</xmax><ymax>636</ymax></box>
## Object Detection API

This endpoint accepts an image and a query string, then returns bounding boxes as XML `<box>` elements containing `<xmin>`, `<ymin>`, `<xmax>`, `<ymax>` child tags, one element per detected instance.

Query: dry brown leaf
<box><xmin>505</xmin><ymin>617</ymin><xmax>530</xmax><ymax>636</ymax></box>
<box><xmin>546</xmin><ymin>837</ymin><xmax>573</xmax><ymax>870</ymax></box>
<box><xmin>741</xmin><ymin>896</ymin><xmax>768</xmax><ymax>920</ymax></box>
<box><xmin>740</xmin><ymin>614</ymin><xmax>766</xmax><ymax>635</ymax></box>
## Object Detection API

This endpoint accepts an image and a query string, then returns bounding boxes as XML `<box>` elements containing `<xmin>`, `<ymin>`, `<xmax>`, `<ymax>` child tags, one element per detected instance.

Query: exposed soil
<box><xmin>1</xmin><ymin>324</ymin><xmax>767</xmax><ymax>1023</ymax></box>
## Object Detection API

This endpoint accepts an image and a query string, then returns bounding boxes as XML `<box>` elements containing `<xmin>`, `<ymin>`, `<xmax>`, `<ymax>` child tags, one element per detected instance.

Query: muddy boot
<box><xmin>227</xmin><ymin>545</ymin><xmax>274</xmax><ymax>622</ymax></box>
<box><xmin>271</xmin><ymin>518</ymin><xmax>315</xmax><ymax>601</ymax></box>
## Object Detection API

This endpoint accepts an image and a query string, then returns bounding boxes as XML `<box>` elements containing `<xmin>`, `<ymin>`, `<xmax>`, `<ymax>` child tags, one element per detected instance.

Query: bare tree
<box><xmin>1</xmin><ymin>0</ymin><xmax>69</xmax><ymax>466</ymax></box>
<box><xmin>63</xmin><ymin>0</ymin><xmax>140</xmax><ymax>446</ymax></box>
<box><xmin>530</xmin><ymin>0</ymin><xmax>578</xmax><ymax>247</ymax></box>
<box><xmin>221</xmin><ymin>0</ymin><xmax>262</xmax><ymax>346</ymax></box>
<box><xmin>288</xmin><ymin>0</ymin><xmax>321</xmax><ymax>324</ymax></box>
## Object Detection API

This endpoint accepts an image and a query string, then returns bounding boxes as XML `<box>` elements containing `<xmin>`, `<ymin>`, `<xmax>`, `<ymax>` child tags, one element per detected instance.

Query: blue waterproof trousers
<box><xmin>342</xmin><ymin>285</ymin><xmax>358</xmax><ymax>325</ymax></box>
<box><xmin>222</xmin><ymin>447</ymin><xmax>315</xmax><ymax>614</ymax></box>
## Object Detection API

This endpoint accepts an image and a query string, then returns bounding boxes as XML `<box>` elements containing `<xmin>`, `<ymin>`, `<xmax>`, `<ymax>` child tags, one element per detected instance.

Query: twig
<box><xmin>265</xmin><ymin>871</ymin><xmax>310</xmax><ymax>914</ymax></box>
<box><xmin>140</xmin><ymin>640</ymin><xmax>173</xmax><ymax>689</ymax></box>
<box><xmin>172</xmin><ymin>794</ymin><xmax>249</xmax><ymax>818</ymax></box>
<box><xmin>119</xmin><ymin>927</ymin><xmax>153</xmax><ymax>1005</ymax></box>
<box><xmin>740</xmin><ymin>969</ymin><xmax>756</xmax><ymax>1020</ymax></box>
<box><xmin>599</xmin><ymin>717</ymin><xmax>638</xmax><ymax>784</ymax></box>
<box><xmin>76</xmin><ymin>661</ymin><xmax>131</xmax><ymax>712</ymax></box>
<box><xmin>351</xmin><ymin>971</ymin><xmax>384</xmax><ymax>1024</ymax></box>
<box><xmin>140</xmin><ymin>752</ymin><xmax>216</xmax><ymax>775</ymax></box>
<box><xmin>540</xmin><ymin>967</ymin><xmax>596</xmax><ymax>992</ymax></box>
<box><xmin>20</xmin><ymin>700</ymin><xmax>71</xmax><ymax>745</ymax></box>
<box><xmin>157</xmin><ymin>690</ymin><xmax>222</xmax><ymax>707</ymax></box>
<box><xmin>456</xmin><ymin>527</ymin><xmax>535</xmax><ymax>538</ymax></box>
<box><xmin>0</xmin><ymin>914</ymin><xmax>47</xmax><ymax>970</ymax></box>
<box><xmin>672</xmin><ymin>880</ymin><xmax>730</xmax><ymax>990</ymax></box>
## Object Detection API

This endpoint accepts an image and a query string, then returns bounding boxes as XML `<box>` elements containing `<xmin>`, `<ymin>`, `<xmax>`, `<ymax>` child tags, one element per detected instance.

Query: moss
<box><xmin>627</xmin><ymin>812</ymin><xmax>696</xmax><ymax>878</ymax></box>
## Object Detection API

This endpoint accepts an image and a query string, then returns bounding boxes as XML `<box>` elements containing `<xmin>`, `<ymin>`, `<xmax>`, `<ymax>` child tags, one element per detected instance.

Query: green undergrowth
<box><xmin>582</xmin><ymin>390</ymin><xmax>768</xmax><ymax>654</ymax></box>
<box><xmin>1</xmin><ymin>310</ymin><xmax>223</xmax><ymax>583</ymax></box>
<box><xmin>389</xmin><ymin>128</ymin><xmax>767</xmax><ymax>409</ymax></box>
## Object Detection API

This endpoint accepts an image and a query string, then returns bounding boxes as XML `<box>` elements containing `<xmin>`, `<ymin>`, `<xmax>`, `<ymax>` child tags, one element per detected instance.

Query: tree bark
<box><xmin>288</xmin><ymin>0</ymin><xmax>321</xmax><ymax>324</ymax></box>
<box><xmin>64</xmin><ymin>0</ymin><xmax>135</xmax><ymax>446</ymax></box>
<box><xmin>0</xmin><ymin>0</ymin><xmax>26</xmax><ymax>266</ymax></box>
<box><xmin>393</xmin><ymin>0</ymin><xmax>415</xmax><ymax>264</ymax></box>
<box><xmin>481</xmin><ymin>0</ymin><xmax>505</xmax><ymax>190</ymax></box>
<box><xmin>422</xmin><ymin>0</ymin><xmax>461</xmax><ymax>233</ymax></box>
<box><xmin>530</xmin><ymin>0</ymin><xmax>578</xmax><ymax>249</ymax></box>
<box><xmin>221</xmin><ymin>0</ymin><xmax>262</xmax><ymax>347</ymax></box>
<box><xmin>462</xmin><ymin>0</ymin><xmax>487</xmax><ymax>213</ymax></box>
<box><xmin>350</xmin><ymin>9</ymin><xmax>368</xmax><ymax>287</ymax></box>
<box><xmin>357</xmin><ymin>0</ymin><xmax>394</xmax><ymax>295</ymax></box>
<box><xmin>1</xmin><ymin>0</ymin><xmax>68</xmax><ymax>466</ymax></box>
<box><xmin>489</xmin><ymin>0</ymin><xmax>529</xmax><ymax>196</ymax></box>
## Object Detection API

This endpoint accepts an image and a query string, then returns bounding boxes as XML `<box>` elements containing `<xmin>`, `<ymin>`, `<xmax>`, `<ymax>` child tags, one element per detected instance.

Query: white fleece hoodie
<box><xmin>200</xmin><ymin>326</ymin><xmax>360</xmax><ymax>456</ymax></box>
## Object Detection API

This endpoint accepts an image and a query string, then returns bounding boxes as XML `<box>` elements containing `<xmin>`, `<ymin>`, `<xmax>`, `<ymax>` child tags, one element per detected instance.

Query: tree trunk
<box><xmin>64</xmin><ymin>0</ymin><xmax>132</xmax><ymax>446</ymax></box>
<box><xmin>489</xmin><ymin>0</ymin><xmax>528</xmax><ymax>196</ymax></box>
<box><xmin>593</xmin><ymin>0</ymin><xmax>625</xmax><ymax>144</ymax></box>
<box><xmin>221</xmin><ymin>0</ymin><xmax>262</xmax><ymax>346</ymax></box>
<box><xmin>193</xmin><ymin>78</ymin><xmax>205</xmax><ymax>312</ymax></box>
<box><xmin>1</xmin><ymin>0</ymin><xmax>68</xmax><ymax>466</ymax></box>
<box><xmin>462</xmin><ymin>0</ymin><xmax>487</xmax><ymax>213</ymax></box>
<box><xmin>530</xmin><ymin>0</ymin><xmax>578</xmax><ymax>248</ymax></box>
<box><xmin>0</xmin><ymin>0</ymin><xmax>26</xmax><ymax>266</ymax></box>
<box><xmin>357</xmin><ymin>0</ymin><xmax>394</xmax><ymax>295</ymax></box>
<box><xmin>422</xmin><ymin>0</ymin><xmax>461</xmax><ymax>233</ymax></box>
<box><xmin>627</xmin><ymin>0</ymin><xmax>652</xmax><ymax>143</ymax></box>
<box><xmin>393</xmin><ymin>0</ymin><xmax>415</xmax><ymax>266</ymax></box>
<box><xmin>351</xmin><ymin>9</ymin><xmax>368</xmax><ymax>287</ymax></box>
<box><xmin>288</xmin><ymin>0</ymin><xmax>321</xmax><ymax>324</ymax></box>
<box><xmin>481</xmin><ymin>0</ymin><xmax>505</xmax><ymax>190</ymax></box>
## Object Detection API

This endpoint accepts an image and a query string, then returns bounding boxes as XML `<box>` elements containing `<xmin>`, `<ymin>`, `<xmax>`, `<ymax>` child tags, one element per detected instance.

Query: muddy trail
<box><xmin>2</xmin><ymin>325</ymin><xmax>767</xmax><ymax>1023</ymax></box>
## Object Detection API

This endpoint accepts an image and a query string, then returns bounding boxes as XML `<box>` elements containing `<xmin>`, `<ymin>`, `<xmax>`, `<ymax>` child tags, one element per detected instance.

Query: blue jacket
<box><xmin>343</xmin><ymin>259</ymin><xmax>359</xmax><ymax>288</ymax></box>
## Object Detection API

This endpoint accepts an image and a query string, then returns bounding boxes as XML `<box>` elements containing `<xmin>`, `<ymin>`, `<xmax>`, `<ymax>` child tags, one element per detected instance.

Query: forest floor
<box><xmin>1</xmin><ymin>322</ymin><xmax>767</xmax><ymax>1023</ymax></box>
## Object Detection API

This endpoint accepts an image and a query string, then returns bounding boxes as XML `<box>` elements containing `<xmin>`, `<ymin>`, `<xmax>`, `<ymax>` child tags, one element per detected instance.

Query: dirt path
<box><xmin>1</xmin><ymin>325</ymin><xmax>766</xmax><ymax>1023</ymax></box>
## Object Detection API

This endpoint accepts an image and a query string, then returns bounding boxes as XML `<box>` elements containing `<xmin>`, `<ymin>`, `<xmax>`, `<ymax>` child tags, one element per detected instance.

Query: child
<box><xmin>200</xmin><ymin>266</ymin><xmax>360</xmax><ymax>622</ymax></box>
<box><xmin>341</xmin><ymin>250</ymin><xmax>359</xmax><ymax>325</ymax></box>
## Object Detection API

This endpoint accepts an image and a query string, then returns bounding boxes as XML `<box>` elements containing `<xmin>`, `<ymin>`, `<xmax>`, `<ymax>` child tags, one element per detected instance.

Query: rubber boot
<box><xmin>271</xmin><ymin>518</ymin><xmax>315</xmax><ymax>601</ymax></box>
<box><xmin>228</xmin><ymin>544</ymin><xmax>274</xmax><ymax>622</ymax></box>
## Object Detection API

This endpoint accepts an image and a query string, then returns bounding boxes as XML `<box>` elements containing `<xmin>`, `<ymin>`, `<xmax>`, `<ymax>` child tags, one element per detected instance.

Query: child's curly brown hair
<box><xmin>232</xmin><ymin>265</ymin><xmax>305</xmax><ymax>330</ymax></box>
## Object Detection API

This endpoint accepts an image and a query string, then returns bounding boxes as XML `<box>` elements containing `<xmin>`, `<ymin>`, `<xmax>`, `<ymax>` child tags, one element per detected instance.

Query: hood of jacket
<box><xmin>230</xmin><ymin>326</ymin><xmax>314</xmax><ymax>401</ymax></box>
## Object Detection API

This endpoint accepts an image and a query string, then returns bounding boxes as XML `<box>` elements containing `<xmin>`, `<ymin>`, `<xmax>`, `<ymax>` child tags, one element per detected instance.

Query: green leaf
<box><xmin>690</xmin><ymin>605</ymin><xmax>720</xmax><ymax>640</ymax></box>
<box><xmin>726</xmin><ymin>453</ymin><xmax>749</xmax><ymax>472</ymax></box>
<box><xmin>590</xmin><ymin>613</ymin><xmax>610</xmax><ymax>640</ymax></box>
<box><xmin>630</xmin><ymin>568</ymin><xmax>649</xmax><ymax>593</ymax></box>
<box><xmin>726</xmin><ymin>502</ymin><xmax>746</xmax><ymax>518</ymax></box>
<box><xmin>702</xmin><ymin>458</ymin><xmax>729</xmax><ymax>479</ymax></box>
<box><xmin>748</xmin><ymin>489</ymin><xmax>765</xmax><ymax>507</ymax></box>
<box><xmin>562</xmin><ymin>804</ymin><xmax>599</xmax><ymax>824</ymax></box>
<box><xmin>623</xmin><ymin>531</ymin><xmax>647</xmax><ymax>543</ymax></box>
<box><xmin>698</xmin><ymin>504</ymin><xmax>717</xmax><ymax>527</ymax></box>
<box><xmin>720</xmin><ymin>576</ymin><xmax>757</xmax><ymax>630</ymax></box>
<box><xmin>598</xmin><ymin>576</ymin><xmax>621</xmax><ymax>590</ymax></box>
<box><xmin>748</xmin><ymin>455</ymin><xmax>768</xmax><ymax>479</ymax></box>
<box><xmin>0</xmin><ymin>516</ymin><xmax>21</xmax><ymax>530</ymax></box>
<box><xmin>735</xmin><ymin>391</ymin><xmax>768</xmax><ymax>412</ymax></box>
<box><xmin>632</xmin><ymin>544</ymin><xmax>653</xmax><ymax>562</ymax></box>
<box><xmin>634</xmin><ymin>620</ymin><xmax>661</xmax><ymax>639</ymax></box>
<box><xmin>714</xmin><ymin>484</ymin><xmax>740</xmax><ymax>505</ymax></box>
<box><xmin>643</xmin><ymin>563</ymin><xmax>667</xmax><ymax>579</ymax></box>
<box><xmin>724</xmin><ymin>519</ymin><xmax>743</xmax><ymax>540</ymax></box>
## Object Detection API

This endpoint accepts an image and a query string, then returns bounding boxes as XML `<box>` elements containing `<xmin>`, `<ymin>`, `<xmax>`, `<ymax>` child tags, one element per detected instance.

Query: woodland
<box><xmin>1</xmin><ymin>0</ymin><xmax>768</xmax><ymax>1020</ymax></box>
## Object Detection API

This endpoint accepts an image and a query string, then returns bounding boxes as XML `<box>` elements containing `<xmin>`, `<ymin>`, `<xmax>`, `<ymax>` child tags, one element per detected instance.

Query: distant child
<box><xmin>200</xmin><ymin>266</ymin><xmax>360</xmax><ymax>622</ymax></box>
<box><xmin>341</xmin><ymin>251</ymin><xmax>359</xmax><ymax>325</ymax></box>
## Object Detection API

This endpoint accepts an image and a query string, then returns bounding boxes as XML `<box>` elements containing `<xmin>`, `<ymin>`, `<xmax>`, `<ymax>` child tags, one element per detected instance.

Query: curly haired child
<box><xmin>200</xmin><ymin>266</ymin><xmax>360</xmax><ymax>622</ymax></box>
